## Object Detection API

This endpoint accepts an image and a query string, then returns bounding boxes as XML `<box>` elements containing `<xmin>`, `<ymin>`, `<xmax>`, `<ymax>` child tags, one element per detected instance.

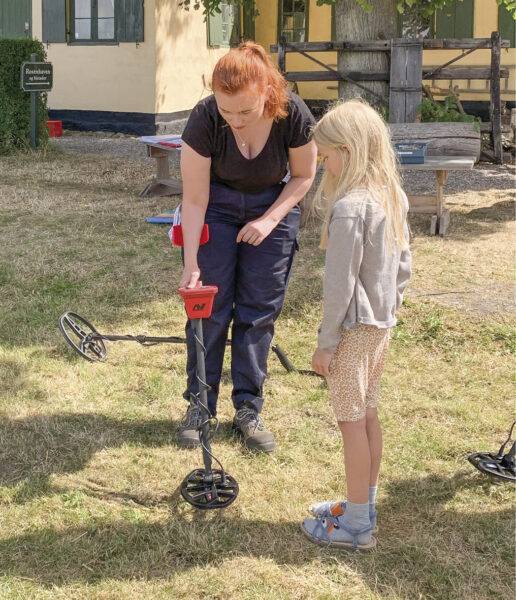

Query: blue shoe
<box><xmin>301</xmin><ymin>515</ymin><xmax>376</xmax><ymax>552</ymax></box>
<box><xmin>309</xmin><ymin>500</ymin><xmax>378</xmax><ymax>535</ymax></box>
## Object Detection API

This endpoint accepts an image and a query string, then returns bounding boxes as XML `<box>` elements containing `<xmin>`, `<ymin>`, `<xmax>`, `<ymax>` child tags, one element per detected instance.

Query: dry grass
<box><xmin>0</xmin><ymin>146</ymin><xmax>514</xmax><ymax>600</ymax></box>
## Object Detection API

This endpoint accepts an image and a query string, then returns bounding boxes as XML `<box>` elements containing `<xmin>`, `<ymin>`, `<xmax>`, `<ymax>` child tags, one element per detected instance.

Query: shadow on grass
<box><xmin>408</xmin><ymin>198</ymin><xmax>515</xmax><ymax>241</ymax></box>
<box><xmin>0</xmin><ymin>413</ymin><xmax>265</xmax><ymax>505</ymax></box>
<box><xmin>0</xmin><ymin>414</ymin><xmax>181</xmax><ymax>499</ymax></box>
<box><xmin>464</xmin><ymin>199</ymin><xmax>515</xmax><ymax>223</ymax></box>
<box><xmin>0</xmin><ymin>469</ymin><xmax>513</xmax><ymax>599</ymax></box>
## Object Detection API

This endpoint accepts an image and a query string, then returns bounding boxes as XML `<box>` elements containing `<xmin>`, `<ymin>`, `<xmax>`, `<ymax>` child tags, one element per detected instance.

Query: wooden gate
<box><xmin>389</xmin><ymin>39</ymin><xmax>423</xmax><ymax>123</ymax></box>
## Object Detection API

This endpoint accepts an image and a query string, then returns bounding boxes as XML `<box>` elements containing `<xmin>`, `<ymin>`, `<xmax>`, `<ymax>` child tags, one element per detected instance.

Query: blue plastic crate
<box><xmin>395</xmin><ymin>142</ymin><xmax>427</xmax><ymax>164</ymax></box>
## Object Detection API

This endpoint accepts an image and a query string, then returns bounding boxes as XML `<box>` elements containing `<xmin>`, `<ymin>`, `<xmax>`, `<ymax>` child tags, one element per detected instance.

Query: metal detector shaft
<box><xmin>192</xmin><ymin>318</ymin><xmax>213</xmax><ymax>478</ymax></box>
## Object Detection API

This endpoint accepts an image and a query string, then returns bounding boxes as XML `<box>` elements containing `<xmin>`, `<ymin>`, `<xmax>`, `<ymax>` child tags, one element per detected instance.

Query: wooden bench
<box><xmin>400</xmin><ymin>155</ymin><xmax>475</xmax><ymax>235</ymax></box>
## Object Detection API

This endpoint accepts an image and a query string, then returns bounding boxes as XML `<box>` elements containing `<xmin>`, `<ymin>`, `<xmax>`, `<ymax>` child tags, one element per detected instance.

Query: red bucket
<box><xmin>178</xmin><ymin>285</ymin><xmax>218</xmax><ymax>319</ymax></box>
<box><xmin>47</xmin><ymin>120</ymin><xmax>63</xmax><ymax>137</ymax></box>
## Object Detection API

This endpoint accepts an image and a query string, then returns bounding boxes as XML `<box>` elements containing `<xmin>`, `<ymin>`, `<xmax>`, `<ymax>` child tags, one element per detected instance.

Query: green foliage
<box><xmin>179</xmin><ymin>0</ymin><xmax>516</xmax><ymax>23</ymax></box>
<box><xmin>316</xmin><ymin>0</ymin><xmax>516</xmax><ymax>19</ymax></box>
<box><xmin>0</xmin><ymin>39</ymin><xmax>49</xmax><ymax>155</ymax></box>
<box><xmin>418</xmin><ymin>95</ymin><xmax>481</xmax><ymax>129</ymax></box>
<box><xmin>179</xmin><ymin>0</ymin><xmax>255</xmax><ymax>19</ymax></box>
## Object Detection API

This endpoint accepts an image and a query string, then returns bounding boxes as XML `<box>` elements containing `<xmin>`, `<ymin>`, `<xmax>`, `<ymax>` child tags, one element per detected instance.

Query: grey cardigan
<box><xmin>317</xmin><ymin>188</ymin><xmax>412</xmax><ymax>354</ymax></box>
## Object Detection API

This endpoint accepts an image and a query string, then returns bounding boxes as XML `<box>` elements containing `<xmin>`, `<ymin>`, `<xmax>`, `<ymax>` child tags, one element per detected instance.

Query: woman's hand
<box><xmin>311</xmin><ymin>348</ymin><xmax>333</xmax><ymax>377</ymax></box>
<box><xmin>180</xmin><ymin>265</ymin><xmax>201</xmax><ymax>289</ymax></box>
<box><xmin>237</xmin><ymin>216</ymin><xmax>277</xmax><ymax>246</ymax></box>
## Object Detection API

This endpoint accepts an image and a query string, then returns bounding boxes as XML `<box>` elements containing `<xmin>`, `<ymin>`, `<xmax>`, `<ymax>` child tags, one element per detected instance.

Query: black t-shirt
<box><xmin>181</xmin><ymin>92</ymin><xmax>315</xmax><ymax>194</ymax></box>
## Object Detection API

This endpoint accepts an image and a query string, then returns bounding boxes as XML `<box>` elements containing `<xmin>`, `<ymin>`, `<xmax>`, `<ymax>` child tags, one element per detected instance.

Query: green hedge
<box><xmin>0</xmin><ymin>39</ymin><xmax>49</xmax><ymax>155</ymax></box>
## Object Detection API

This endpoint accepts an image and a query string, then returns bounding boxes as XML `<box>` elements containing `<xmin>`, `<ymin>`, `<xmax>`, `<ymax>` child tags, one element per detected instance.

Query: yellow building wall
<box><xmin>423</xmin><ymin>0</ymin><xmax>515</xmax><ymax>101</ymax></box>
<box><xmin>31</xmin><ymin>0</ymin><xmax>513</xmax><ymax>117</ymax></box>
<box><xmin>32</xmin><ymin>0</ymin><xmax>157</xmax><ymax>113</ymax></box>
<box><xmin>258</xmin><ymin>0</ymin><xmax>514</xmax><ymax>103</ymax></box>
<box><xmin>154</xmin><ymin>0</ymin><xmax>230</xmax><ymax>115</ymax></box>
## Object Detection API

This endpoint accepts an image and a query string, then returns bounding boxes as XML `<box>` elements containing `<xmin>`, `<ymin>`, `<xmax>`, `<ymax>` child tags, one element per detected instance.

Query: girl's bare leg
<box><xmin>365</xmin><ymin>407</ymin><xmax>382</xmax><ymax>487</ymax></box>
<box><xmin>338</xmin><ymin>417</ymin><xmax>370</xmax><ymax>504</ymax></box>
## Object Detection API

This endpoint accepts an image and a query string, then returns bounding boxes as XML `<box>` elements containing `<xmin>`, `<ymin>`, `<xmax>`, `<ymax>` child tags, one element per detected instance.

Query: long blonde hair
<box><xmin>311</xmin><ymin>99</ymin><xmax>408</xmax><ymax>250</ymax></box>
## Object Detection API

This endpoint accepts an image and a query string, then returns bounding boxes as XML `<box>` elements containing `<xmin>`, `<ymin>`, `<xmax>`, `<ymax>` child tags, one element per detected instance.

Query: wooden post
<box><xmin>490</xmin><ymin>31</ymin><xmax>503</xmax><ymax>164</ymax></box>
<box><xmin>389</xmin><ymin>39</ymin><xmax>423</xmax><ymax>123</ymax></box>
<box><xmin>278</xmin><ymin>36</ymin><xmax>286</xmax><ymax>74</ymax></box>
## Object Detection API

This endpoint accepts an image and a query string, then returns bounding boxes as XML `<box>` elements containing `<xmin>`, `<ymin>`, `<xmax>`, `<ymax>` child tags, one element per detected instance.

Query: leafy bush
<box><xmin>418</xmin><ymin>95</ymin><xmax>481</xmax><ymax>131</ymax></box>
<box><xmin>0</xmin><ymin>39</ymin><xmax>49</xmax><ymax>155</ymax></box>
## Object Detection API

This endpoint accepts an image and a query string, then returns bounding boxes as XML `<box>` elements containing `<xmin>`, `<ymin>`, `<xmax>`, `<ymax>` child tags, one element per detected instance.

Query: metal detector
<box><xmin>468</xmin><ymin>421</ymin><xmax>516</xmax><ymax>483</ymax></box>
<box><xmin>58</xmin><ymin>312</ymin><xmax>316</xmax><ymax>374</ymax></box>
<box><xmin>176</xmin><ymin>285</ymin><xmax>239</xmax><ymax>508</ymax></box>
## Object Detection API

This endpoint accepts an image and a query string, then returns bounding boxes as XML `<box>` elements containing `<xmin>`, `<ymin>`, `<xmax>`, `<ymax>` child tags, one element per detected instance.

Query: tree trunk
<box><xmin>334</xmin><ymin>0</ymin><xmax>398</xmax><ymax>105</ymax></box>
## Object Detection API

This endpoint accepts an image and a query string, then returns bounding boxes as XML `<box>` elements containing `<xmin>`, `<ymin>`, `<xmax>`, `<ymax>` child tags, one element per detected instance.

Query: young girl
<box><xmin>301</xmin><ymin>100</ymin><xmax>411</xmax><ymax>551</ymax></box>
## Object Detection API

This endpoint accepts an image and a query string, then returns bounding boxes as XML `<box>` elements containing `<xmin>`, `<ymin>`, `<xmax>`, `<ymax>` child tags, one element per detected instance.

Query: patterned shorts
<box><xmin>327</xmin><ymin>324</ymin><xmax>391</xmax><ymax>422</ymax></box>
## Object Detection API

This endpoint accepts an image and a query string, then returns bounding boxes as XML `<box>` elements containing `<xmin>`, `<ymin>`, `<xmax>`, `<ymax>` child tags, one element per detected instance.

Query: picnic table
<box><xmin>139</xmin><ymin>135</ymin><xmax>183</xmax><ymax>198</ymax></box>
<box><xmin>401</xmin><ymin>155</ymin><xmax>475</xmax><ymax>236</ymax></box>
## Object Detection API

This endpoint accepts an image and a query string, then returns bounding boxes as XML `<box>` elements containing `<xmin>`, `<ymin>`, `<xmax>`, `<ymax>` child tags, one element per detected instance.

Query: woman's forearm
<box><xmin>261</xmin><ymin>175</ymin><xmax>314</xmax><ymax>224</ymax></box>
<box><xmin>181</xmin><ymin>200</ymin><xmax>207</xmax><ymax>267</ymax></box>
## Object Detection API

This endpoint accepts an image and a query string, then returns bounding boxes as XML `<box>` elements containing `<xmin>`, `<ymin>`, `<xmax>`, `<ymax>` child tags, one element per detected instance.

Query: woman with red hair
<box><xmin>177</xmin><ymin>42</ymin><xmax>317</xmax><ymax>452</ymax></box>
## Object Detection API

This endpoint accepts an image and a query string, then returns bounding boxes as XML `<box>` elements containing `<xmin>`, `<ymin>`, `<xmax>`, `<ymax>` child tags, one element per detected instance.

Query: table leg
<box><xmin>140</xmin><ymin>146</ymin><xmax>183</xmax><ymax>197</ymax></box>
<box><xmin>435</xmin><ymin>170</ymin><xmax>450</xmax><ymax>236</ymax></box>
<box><xmin>156</xmin><ymin>154</ymin><xmax>170</xmax><ymax>180</ymax></box>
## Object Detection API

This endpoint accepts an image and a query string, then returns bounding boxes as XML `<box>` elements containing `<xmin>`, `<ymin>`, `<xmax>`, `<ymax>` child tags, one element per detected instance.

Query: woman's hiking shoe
<box><xmin>301</xmin><ymin>516</ymin><xmax>376</xmax><ymax>552</ymax></box>
<box><xmin>232</xmin><ymin>407</ymin><xmax>276</xmax><ymax>452</ymax></box>
<box><xmin>177</xmin><ymin>403</ymin><xmax>202</xmax><ymax>447</ymax></box>
<box><xmin>309</xmin><ymin>500</ymin><xmax>378</xmax><ymax>535</ymax></box>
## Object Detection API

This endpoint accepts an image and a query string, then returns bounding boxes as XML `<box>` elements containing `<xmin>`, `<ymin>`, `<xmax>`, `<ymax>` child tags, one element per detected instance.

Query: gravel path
<box><xmin>51</xmin><ymin>131</ymin><xmax>515</xmax><ymax>193</ymax></box>
<box><xmin>52</xmin><ymin>132</ymin><xmax>151</xmax><ymax>160</ymax></box>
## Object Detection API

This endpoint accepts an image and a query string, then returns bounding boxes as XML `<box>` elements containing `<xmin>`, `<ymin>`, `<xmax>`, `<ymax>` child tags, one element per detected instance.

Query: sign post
<box><xmin>20</xmin><ymin>54</ymin><xmax>53</xmax><ymax>150</ymax></box>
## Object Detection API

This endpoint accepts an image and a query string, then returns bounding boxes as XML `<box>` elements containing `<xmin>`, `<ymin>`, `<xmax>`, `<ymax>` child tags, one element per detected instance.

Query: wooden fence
<box><xmin>270</xmin><ymin>33</ymin><xmax>509</xmax><ymax>164</ymax></box>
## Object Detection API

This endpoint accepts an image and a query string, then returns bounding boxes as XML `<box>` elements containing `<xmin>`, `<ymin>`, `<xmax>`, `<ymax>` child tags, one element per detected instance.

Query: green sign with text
<box><xmin>20</xmin><ymin>62</ymin><xmax>53</xmax><ymax>92</ymax></box>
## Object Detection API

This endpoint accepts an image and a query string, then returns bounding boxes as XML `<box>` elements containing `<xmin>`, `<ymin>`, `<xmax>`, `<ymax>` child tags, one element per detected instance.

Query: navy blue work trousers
<box><xmin>184</xmin><ymin>182</ymin><xmax>300</xmax><ymax>416</ymax></box>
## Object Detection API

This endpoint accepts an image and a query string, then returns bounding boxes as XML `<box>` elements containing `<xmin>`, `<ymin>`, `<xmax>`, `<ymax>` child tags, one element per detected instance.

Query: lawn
<box><xmin>0</xmin><ymin>146</ymin><xmax>514</xmax><ymax>600</ymax></box>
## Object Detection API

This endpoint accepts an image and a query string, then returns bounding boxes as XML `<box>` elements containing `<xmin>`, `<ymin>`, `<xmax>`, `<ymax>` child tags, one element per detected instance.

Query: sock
<box><xmin>369</xmin><ymin>486</ymin><xmax>377</xmax><ymax>511</ymax></box>
<box><xmin>334</xmin><ymin>500</ymin><xmax>372</xmax><ymax>545</ymax></box>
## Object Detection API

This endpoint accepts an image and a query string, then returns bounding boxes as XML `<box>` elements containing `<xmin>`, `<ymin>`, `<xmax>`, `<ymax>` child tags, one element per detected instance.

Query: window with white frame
<box><xmin>72</xmin><ymin>0</ymin><xmax>115</xmax><ymax>42</ymax></box>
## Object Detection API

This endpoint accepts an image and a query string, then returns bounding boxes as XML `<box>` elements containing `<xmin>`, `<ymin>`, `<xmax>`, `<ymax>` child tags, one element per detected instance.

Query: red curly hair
<box><xmin>211</xmin><ymin>42</ymin><xmax>289</xmax><ymax>120</ymax></box>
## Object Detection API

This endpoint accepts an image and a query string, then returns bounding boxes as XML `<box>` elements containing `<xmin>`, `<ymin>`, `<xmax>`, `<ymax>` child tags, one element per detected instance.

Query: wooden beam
<box><xmin>490</xmin><ymin>31</ymin><xmax>503</xmax><ymax>165</ymax></box>
<box><xmin>423</xmin><ymin>67</ymin><xmax>509</xmax><ymax>80</ymax></box>
<box><xmin>285</xmin><ymin>71</ymin><xmax>389</xmax><ymax>82</ymax></box>
<box><xmin>270</xmin><ymin>38</ymin><xmax>510</xmax><ymax>54</ymax></box>
<box><xmin>278</xmin><ymin>36</ymin><xmax>286</xmax><ymax>73</ymax></box>
<box><xmin>421</xmin><ymin>38</ymin><xmax>510</xmax><ymax>49</ymax></box>
<box><xmin>407</xmin><ymin>195</ymin><xmax>438</xmax><ymax>214</ymax></box>
<box><xmin>270</xmin><ymin>41</ymin><xmax>390</xmax><ymax>52</ymax></box>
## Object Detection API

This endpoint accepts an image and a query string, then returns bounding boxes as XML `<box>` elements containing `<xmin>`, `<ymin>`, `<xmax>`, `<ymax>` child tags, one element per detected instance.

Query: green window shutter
<box><xmin>208</xmin><ymin>10</ymin><xmax>224</xmax><ymax>46</ymax></box>
<box><xmin>207</xmin><ymin>2</ymin><xmax>240</xmax><ymax>47</ymax></box>
<box><xmin>435</xmin><ymin>0</ymin><xmax>473</xmax><ymax>38</ymax></box>
<box><xmin>0</xmin><ymin>0</ymin><xmax>31</xmax><ymax>39</ymax></box>
<box><xmin>454</xmin><ymin>0</ymin><xmax>473</xmax><ymax>38</ymax></box>
<box><xmin>42</xmin><ymin>0</ymin><xmax>67</xmax><ymax>43</ymax></box>
<box><xmin>435</xmin><ymin>4</ymin><xmax>456</xmax><ymax>38</ymax></box>
<box><xmin>243</xmin><ymin>0</ymin><xmax>255</xmax><ymax>40</ymax></box>
<box><xmin>499</xmin><ymin>4</ymin><xmax>515</xmax><ymax>48</ymax></box>
<box><xmin>117</xmin><ymin>0</ymin><xmax>144</xmax><ymax>43</ymax></box>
